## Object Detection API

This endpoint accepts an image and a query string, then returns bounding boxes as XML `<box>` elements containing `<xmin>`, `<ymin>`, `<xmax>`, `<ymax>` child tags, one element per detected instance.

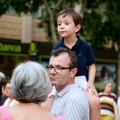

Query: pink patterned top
<box><xmin>0</xmin><ymin>106</ymin><xmax>64</xmax><ymax>120</ymax></box>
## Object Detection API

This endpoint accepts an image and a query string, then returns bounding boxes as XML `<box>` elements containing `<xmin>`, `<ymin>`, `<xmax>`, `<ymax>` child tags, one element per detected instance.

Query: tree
<box><xmin>34</xmin><ymin>0</ymin><xmax>87</xmax><ymax>44</ymax></box>
<box><xmin>0</xmin><ymin>0</ymin><xmax>86</xmax><ymax>44</ymax></box>
<box><xmin>81</xmin><ymin>0</ymin><xmax>120</xmax><ymax>90</ymax></box>
<box><xmin>0</xmin><ymin>0</ymin><xmax>120</xmax><ymax>89</ymax></box>
<box><xmin>0</xmin><ymin>0</ymin><xmax>10</xmax><ymax>15</ymax></box>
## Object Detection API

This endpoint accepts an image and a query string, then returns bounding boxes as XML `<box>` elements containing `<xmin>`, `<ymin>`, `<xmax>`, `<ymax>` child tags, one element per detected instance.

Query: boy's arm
<box><xmin>87</xmin><ymin>64</ymin><xmax>98</xmax><ymax>97</ymax></box>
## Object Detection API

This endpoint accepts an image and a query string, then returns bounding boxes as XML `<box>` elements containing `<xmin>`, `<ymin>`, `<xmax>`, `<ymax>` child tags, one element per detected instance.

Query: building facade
<box><xmin>0</xmin><ymin>13</ymin><xmax>51</xmax><ymax>77</ymax></box>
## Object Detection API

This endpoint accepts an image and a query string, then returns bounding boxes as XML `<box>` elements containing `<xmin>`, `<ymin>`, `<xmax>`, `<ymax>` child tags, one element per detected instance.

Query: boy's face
<box><xmin>57</xmin><ymin>15</ymin><xmax>80</xmax><ymax>38</ymax></box>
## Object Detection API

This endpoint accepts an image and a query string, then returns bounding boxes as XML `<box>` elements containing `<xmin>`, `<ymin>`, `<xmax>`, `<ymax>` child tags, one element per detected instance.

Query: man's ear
<box><xmin>75</xmin><ymin>24</ymin><xmax>81</xmax><ymax>33</ymax></box>
<box><xmin>70</xmin><ymin>68</ymin><xmax>78</xmax><ymax>78</ymax></box>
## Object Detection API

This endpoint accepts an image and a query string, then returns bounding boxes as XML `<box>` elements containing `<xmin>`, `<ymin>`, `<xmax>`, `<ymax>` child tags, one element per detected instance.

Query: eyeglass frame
<box><xmin>5</xmin><ymin>87</ymin><xmax>11</xmax><ymax>90</ymax></box>
<box><xmin>46</xmin><ymin>65</ymin><xmax>73</xmax><ymax>73</ymax></box>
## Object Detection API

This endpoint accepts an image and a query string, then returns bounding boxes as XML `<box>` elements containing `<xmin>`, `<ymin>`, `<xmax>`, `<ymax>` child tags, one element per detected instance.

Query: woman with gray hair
<box><xmin>0</xmin><ymin>61</ymin><xmax>64</xmax><ymax>120</ymax></box>
<box><xmin>99</xmin><ymin>80</ymin><xmax>118</xmax><ymax>120</ymax></box>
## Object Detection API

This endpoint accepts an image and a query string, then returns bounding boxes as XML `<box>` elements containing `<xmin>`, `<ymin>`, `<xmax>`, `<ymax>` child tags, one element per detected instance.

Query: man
<box><xmin>46</xmin><ymin>47</ymin><xmax>89</xmax><ymax>120</ymax></box>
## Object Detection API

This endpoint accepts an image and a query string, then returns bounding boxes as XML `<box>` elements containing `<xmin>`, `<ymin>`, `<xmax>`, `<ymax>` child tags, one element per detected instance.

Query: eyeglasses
<box><xmin>5</xmin><ymin>87</ymin><xmax>11</xmax><ymax>90</ymax></box>
<box><xmin>46</xmin><ymin>66</ymin><xmax>72</xmax><ymax>73</ymax></box>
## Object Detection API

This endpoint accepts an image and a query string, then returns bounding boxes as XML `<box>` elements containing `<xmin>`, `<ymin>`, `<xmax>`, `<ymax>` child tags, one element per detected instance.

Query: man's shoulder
<box><xmin>66</xmin><ymin>85</ymin><xmax>88</xmax><ymax>101</ymax></box>
<box><xmin>60</xmin><ymin>84</ymin><xmax>85</xmax><ymax>98</ymax></box>
<box><xmin>65</xmin><ymin>85</ymin><xmax>89</xmax><ymax>108</ymax></box>
<box><xmin>69</xmin><ymin>87</ymin><xmax>86</xmax><ymax>97</ymax></box>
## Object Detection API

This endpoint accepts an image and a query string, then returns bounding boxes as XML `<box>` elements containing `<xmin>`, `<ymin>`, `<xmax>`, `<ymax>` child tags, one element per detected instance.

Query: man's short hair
<box><xmin>51</xmin><ymin>47</ymin><xmax>78</xmax><ymax>69</ymax></box>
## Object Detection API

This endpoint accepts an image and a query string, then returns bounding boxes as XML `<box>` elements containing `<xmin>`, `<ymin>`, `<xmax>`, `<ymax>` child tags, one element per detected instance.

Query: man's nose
<box><xmin>50</xmin><ymin>68</ymin><xmax>56</xmax><ymax>73</ymax></box>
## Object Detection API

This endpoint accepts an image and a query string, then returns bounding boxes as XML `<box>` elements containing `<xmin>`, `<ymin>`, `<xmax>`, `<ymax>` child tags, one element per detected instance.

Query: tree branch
<box><xmin>43</xmin><ymin>0</ymin><xmax>52</xmax><ymax>14</ymax></box>
<box><xmin>53</xmin><ymin>0</ymin><xmax>64</xmax><ymax>10</ymax></box>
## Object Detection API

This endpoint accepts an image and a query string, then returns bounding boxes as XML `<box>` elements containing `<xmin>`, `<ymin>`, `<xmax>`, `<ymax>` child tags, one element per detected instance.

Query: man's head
<box><xmin>46</xmin><ymin>47</ymin><xmax>78</xmax><ymax>92</ymax></box>
<box><xmin>57</xmin><ymin>8</ymin><xmax>82</xmax><ymax>35</ymax></box>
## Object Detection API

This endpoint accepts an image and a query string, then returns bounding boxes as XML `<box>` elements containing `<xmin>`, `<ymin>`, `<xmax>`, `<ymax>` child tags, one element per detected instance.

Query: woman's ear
<box><xmin>75</xmin><ymin>25</ymin><xmax>81</xmax><ymax>33</ymax></box>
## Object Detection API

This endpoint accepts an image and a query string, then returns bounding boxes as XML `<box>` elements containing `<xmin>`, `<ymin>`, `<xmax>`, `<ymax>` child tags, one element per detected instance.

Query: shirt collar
<box><xmin>59</xmin><ymin>36</ymin><xmax>82</xmax><ymax>48</ymax></box>
<box><xmin>56</xmin><ymin>84</ymin><xmax>79</xmax><ymax>98</ymax></box>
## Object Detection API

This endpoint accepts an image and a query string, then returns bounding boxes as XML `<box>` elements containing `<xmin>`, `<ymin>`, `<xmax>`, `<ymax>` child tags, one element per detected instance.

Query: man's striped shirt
<box><xmin>50</xmin><ymin>84</ymin><xmax>90</xmax><ymax>120</ymax></box>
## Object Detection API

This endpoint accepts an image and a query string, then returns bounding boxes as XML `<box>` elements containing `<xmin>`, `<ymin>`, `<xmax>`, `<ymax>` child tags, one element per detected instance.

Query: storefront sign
<box><xmin>0</xmin><ymin>43</ymin><xmax>21</xmax><ymax>52</ymax></box>
<box><xmin>28</xmin><ymin>42</ymin><xmax>38</xmax><ymax>56</ymax></box>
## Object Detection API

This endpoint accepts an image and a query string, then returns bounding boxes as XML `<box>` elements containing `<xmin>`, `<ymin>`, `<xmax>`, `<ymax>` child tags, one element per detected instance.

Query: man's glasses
<box><xmin>46</xmin><ymin>66</ymin><xmax>72</xmax><ymax>73</ymax></box>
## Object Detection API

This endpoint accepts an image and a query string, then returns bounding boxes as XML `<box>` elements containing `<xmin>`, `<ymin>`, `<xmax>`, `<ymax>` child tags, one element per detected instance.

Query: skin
<box><xmin>88</xmin><ymin>64</ymin><xmax>98</xmax><ymax>96</ymax></box>
<box><xmin>41</xmin><ymin>13</ymin><xmax>100</xmax><ymax>120</ymax></box>
<box><xmin>57</xmin><ymin>14</ymin><xmax>100</xmax><ymax>120</ymax></box>
<box><xmin>104</xmin><ymin>82</ymin><xmax>113</xmax><ymax>95</ymax></box>
<box><xmin>57</xmin><ymin>15</ymin><xmax>80</xmax><ymax>49</ymax></box>
<box><xmin>4</xmin><ymin>83</ymin><xmax>15</xmax><ymax>106</ymax></box>
<box><xmin>57</xmin><ymin>14</ymin><xmax>97</xmax><ymax>96</ymax></box>
<box><xmin>41</xmin><ymin>52</ymin><xmax>77</xmax><ymax>110</ymax></box>
<box><xmin>9</xmin><ymin>103</ymin><xmax>56</xmax><ymax>120</ymax></box>
<box><xmin>48</xmin><ymin>53</ymin><xmax>77</xmax><ymax>92</ymax></box>
<box><xmin>5</xmin><ymin>83</ymin><xmax>12</xmax><ymax>98</ymax></box>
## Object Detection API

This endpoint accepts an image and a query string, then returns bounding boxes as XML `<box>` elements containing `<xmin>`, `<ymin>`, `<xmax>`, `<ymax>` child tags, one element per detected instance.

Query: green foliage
<box><xmin>81</xmin><ymin>0</ymin><xmax>120</xmax><ymax>48</ymax></box>
<box><xmin>0</xmin><ymin>0</ymin><xmax>42</xmax><ymax>15</ymax></box>
<box><xmin>0</xmin><ymin>0</ymin><xmax>119</xmax><ymax>46</ymax></box>
<box><xmin>10</xmin><ymin>0</ymin><xmax>42</xmax><ymax>14</ymax></box>
<box><xmin>0</xmin><ymin>0</ymin><xmax>10</xmax><ymax>15</ymax></box>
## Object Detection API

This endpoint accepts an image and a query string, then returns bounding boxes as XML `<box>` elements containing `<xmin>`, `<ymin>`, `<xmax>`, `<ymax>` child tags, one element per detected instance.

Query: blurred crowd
<box><xmin>0</xmin><ymin>72</ymin><xmax>17</xmax><ymax>107</ymax></box>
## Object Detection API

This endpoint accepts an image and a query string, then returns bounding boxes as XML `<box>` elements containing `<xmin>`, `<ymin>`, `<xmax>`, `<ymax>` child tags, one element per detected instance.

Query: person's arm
<box><xmin>41</xmin><ymin>95</ymin><xmax>55</xmax><ymax>111</ymax></box>
<box><xmin>86</xmin><ymin>64</ymin><xmax>98</xmax><ymax>96</ymax></box>
<box><xmin>114</xmin><ymin>108</ymin><xmax>118</xmax><ymax>120</ymax></box>
<box><xmin>41</xmin><ymin>85</ymin><xmax>56</xmax><ymax>110</ymax></box>
<box><xmin>114</xmin><ymin>96</ymin><xmax>119</xmax><ymax>120</ymax></box>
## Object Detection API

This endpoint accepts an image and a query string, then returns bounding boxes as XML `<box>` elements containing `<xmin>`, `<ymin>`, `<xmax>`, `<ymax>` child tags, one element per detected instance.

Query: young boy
<box><xmin>43</xmin><ymin>8</ymin><xmax>100</xmax><ymax>120</ymax></box>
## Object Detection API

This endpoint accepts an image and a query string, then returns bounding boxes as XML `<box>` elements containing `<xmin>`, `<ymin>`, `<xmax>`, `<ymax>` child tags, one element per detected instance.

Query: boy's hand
<box><xmin>86</xmin><ymin>82</ymin><xmax>98</xmax><ymax>97</ymax></box>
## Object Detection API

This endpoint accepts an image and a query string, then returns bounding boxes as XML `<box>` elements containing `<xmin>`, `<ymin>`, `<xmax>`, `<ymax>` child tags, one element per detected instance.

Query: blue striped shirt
<box><xmin>50</xmin><ymin>84</ymin><xmax>90</xmax><ymax>120</ymax></box>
